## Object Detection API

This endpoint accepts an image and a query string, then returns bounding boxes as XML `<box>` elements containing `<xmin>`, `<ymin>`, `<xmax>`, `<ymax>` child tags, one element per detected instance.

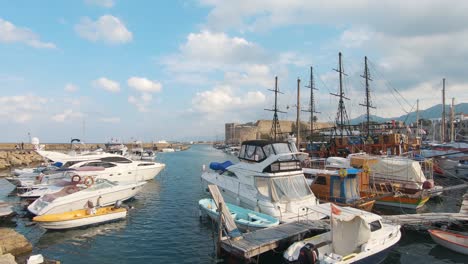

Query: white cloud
<box><xmin>161</xmin><ymin>30</ymin><xmax>268</xmax><ymax>73</ymax></box>
<box><xmin>85</xmin><ymin>0</ymin><xmax>114</xmax><ymax>8</ymax></box>
<box><xmin>224</xmin><ymin>64</ymin><xmax>273</xmax><ymax>88</ymax></box>
<box><xmin>192</xmin><ymin>85</ymin><xmax>266</xmax><ymax>114</ymax></box>
<box><xmin>52</xmin><ymin>109</ymin><xmax>84</xmax><ymax>122</ymax></box>
<box><xmin>92</xmin><ymin>77</ymin><xmax>120</xmax><ymax>92</ymax></box>
<box><xmin>100</xmin><ymin>117</ymin><xmax>120</xmax><ymax>123</ymax></box>
<box><xmin>199</xmin><ymin>1</ymin><xmax>468</xmax><ymax>36</ymax></box>
<box><xmin>75</xmin><ymin>15</ymin><xmax>132</xmax><ymax>44</ymax></box>
<box><xmin>0</xmin><ymin>18</ymin><xmax>56</xmax><ymax>49</ymax></box>
<box><xmin>128</xmin><ymin>93</ymin><xmax>153</xmax><ymax>112</ymax></box>
<box><xmin>0</xmin><ymin>95</ymin><xmax>48</xmax><ymax>123</ymax></box>
<box><xmin>64</xmin><ymin>83</ymin><xmax>79</xmax><ymax>92</ymax></box>
<box><xmin>127</xmin><ymin>77</ymin><xmax>162</xmax><ymax>93</ymax></box>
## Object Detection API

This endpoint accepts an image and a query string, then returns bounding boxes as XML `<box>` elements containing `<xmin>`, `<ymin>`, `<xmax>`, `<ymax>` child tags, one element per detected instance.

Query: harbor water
<box><xmin>1</xmin><ymin>144</ymin><xmax>466</xmax><ymax>263</ymax></box>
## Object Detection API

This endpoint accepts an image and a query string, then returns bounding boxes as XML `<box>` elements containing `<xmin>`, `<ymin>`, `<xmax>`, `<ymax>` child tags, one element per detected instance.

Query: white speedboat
<box><xmin>199</xmin><ymin>198</ymin><xmax>279</xmax><ymax>231</ymax></box>
<box><xmin>201</xmin><ymin>140</ymin><xmax>326</xmax><ymax>223</ymax></box>
<box><xmin>33</xmin><ymin>205</ymin><xmax>127</xmax><ymax>230</ymax></box>
<box><xmin>283</xmin><ymin>204</ymin><xmax>401</xmax><ymax>263</ymax></box>
<box><xmin>28</xmin><ymin>179</ymin><xmax>146</xmax><ymax>215</ymax></box>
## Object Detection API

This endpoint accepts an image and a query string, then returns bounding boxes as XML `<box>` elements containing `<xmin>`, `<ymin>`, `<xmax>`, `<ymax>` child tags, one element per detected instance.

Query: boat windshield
<box><xmin>85</xmin><ymin>179</ymin><xmax>116</xmax><ymax>191</ymax></box>
<box><xmin>255</xmin><ymin>175</ymin><xmax>312</xmax><ymax>202</ymax></box>
<box><xmin>240</xmin><ymin>142</ymin><xmax>299</xmax><ymax>162</ymax></box>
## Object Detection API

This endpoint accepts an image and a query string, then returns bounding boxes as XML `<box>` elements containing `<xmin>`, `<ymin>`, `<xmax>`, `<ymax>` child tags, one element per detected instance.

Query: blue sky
<box><xmin>1</xmin><ymin>0</ymin><xmax>467</xmax><ymax>143</ymax></box>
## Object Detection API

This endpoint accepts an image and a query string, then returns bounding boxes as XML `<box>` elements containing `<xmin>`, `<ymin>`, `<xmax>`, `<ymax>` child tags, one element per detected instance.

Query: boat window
<box><xmin>369</xmin><ymin>220</ymin><xmax>382</xmax><ymax>232</ymax></box>
<box><xmin>83</xmin><ymin>162</ymin><xmax>115</xmax><ymax>168</ymax></box>
<box><xmin>138</xmin><ymin>163</ymin><xmax>155</xmax><ymax>166</ymax></box>
<box><xmin>222</xmin><ymin>171</ymin><xmax>238</xmax><ymax>178</ymax></box>
<box><xmin>262</xmin><ymin>144</ymin><xmax>275</xmax><ymax>157</ymax></box>
<box><xmin>270</xmin><ymin>175</ymin><xmax>312</xmax><ymax>202</ymax></box>
<box><xmin>239</xmin><ymin>145</ymin><xmax>246</xmax><ymax>158</ymax></box>
<box><xmin>254</xmin><ymin>147</ymin><xmax>266</xmax><ymax>161</ymax></box>
<box><xmin>272</xmin><ymin>143</ymin><xmax>291</xmax><ymax>154</ymax></box>
<box><xmin>246</xmin><ymin>145</ymin><xmax>256</xmax><ymax>159</ymax></box>
<box><xmin>332</xmin><ymin>178</ymin><xmax>341</xmax><ymax>198</ymax></box>
<box><xmin>255</xmin><ymin>177</ymin><xmax>270</xmax><ymax>199</ymax></box>
<box><xmin>101</xmin><ymin>157</ymin><xmax>132</xmax><ymax>163</ymax></box>
<box><xmin>314</xmin><ymin>176</ymin><xmax>327</xmax><ymax>185</ymax></box>
<box><xmin>63</xmin><ymin>160</ymin><xmax>86</xmax><ymax>168</ymax></box>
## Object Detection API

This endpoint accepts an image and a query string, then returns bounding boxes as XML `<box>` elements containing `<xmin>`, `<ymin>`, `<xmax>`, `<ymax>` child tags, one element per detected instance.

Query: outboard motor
<box><xmin>298</xmin><ymin>243</ymin><xmax>319</xmax><ymax>264</ymax></box>
<box><xmin>114</xmin><ymin>200</ymin><xmax>122</xmax><ymax>209</ymax></box>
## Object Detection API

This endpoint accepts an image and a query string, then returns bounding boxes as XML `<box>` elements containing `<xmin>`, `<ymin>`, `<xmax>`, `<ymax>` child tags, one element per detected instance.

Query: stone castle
<box><xmin>225</xmin><ymin>120</ymin><xmax>333</xmax><ymax>144</ymax></box>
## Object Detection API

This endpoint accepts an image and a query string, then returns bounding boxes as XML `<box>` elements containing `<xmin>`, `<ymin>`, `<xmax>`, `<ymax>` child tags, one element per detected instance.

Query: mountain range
<box><xmin>349</xmin><ymin>103</ymin><xmax>468</xmax><ymax>125</ymax></box>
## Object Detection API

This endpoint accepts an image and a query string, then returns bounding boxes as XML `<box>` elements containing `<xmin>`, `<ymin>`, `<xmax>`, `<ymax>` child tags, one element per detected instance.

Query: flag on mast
<box><xmin>331</xmin><ymin>203</ymin><xmax>341</xmax><ymax>215</ymax></box>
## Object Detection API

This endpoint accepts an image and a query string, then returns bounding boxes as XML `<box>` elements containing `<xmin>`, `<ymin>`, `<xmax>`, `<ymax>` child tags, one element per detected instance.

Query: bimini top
<box><xmin>238</xmin><ymin>140</ymin><xmax>299</xmax><ymax>163</ymax></box>
<box><xmin>241</xmin><ymin>140</ymin><xmax>280</xmax><ymax>147</ymax></box>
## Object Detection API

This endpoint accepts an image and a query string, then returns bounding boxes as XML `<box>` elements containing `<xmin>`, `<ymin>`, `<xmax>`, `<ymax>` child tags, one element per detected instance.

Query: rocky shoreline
<box><xmin>0</xmin><ymin>151</ymin><xmax>44</xmax><ymax>171</ymax></box>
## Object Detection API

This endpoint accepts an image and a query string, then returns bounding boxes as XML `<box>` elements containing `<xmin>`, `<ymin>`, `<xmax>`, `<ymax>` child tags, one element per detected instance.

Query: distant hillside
<box><xmin>350</xmin><ymin>103</ymin><xmax>468</xmax><ymax>124</ymax></box>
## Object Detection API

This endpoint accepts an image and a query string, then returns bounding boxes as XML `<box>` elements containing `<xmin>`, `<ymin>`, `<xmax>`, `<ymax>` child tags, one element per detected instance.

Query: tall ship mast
<box><xmin>330</xmin><ymin>52</ymin><xmax>350</xmax><ymax>138</ymax></box>
<box><xmin>303</xmin><ymin>66</ymin><xmax>320</xmax><ymax>139</ymax></box>
<box><xmin>359</xmin><ymin>56</ymin><xmax>375</xmax><ymax>138</ymax></box>
<box><xmin>265</xmin><ymin>76</ymin><xmax>286</xmax><ymax>141</ymax></box>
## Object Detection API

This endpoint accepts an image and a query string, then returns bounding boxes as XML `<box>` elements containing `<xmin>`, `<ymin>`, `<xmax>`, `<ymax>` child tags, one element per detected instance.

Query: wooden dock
<box><xmin>220</xmin><ymin>220</ymin><xmax>329</xmax><ymax>260</ymax></box>
<box><xmin>382</xmin><ymin>191</ymin><xmax>468</xmax><ymax>226</ymax></box>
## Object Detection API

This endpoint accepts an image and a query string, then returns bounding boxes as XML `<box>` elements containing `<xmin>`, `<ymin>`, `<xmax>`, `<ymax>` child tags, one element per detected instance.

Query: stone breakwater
<box><xmin>0</xmin><ymin>151</ymin><xmax>43</xmax><ymax>170</ymax></box>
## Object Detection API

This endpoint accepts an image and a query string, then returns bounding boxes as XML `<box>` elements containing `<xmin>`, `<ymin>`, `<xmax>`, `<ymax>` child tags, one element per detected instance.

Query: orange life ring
<box><xmin>83</xmin><ymin>176</ymin><xmax>94</xmax><ymax>187</ymax></box>
<box><xmin>71</xmin><ymin>175</ymin><xmax>81</xmax><ymax>183</ymax></box>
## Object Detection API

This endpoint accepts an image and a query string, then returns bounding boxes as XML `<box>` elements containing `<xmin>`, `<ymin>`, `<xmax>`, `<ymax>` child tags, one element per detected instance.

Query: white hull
<box><xmin>38</xmin><ymin>211</ymin><xmax>127</xmax><ymax>230</ymax></box>
<box><xmin>429</xmin><ymin>230</ymin><xmax>468</xmax><ymax>255</ymax></box>
<box><xmin>28</xmin><ymin>182</ymin><xmax>146</xmax><ymax>215</ymax></box>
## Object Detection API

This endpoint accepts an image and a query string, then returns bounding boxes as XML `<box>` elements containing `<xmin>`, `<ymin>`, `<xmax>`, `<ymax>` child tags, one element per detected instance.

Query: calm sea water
<box><xmin>1</xmin><ymin>144</ymin><xmax>466</xmax><ymax>263</ymax></box>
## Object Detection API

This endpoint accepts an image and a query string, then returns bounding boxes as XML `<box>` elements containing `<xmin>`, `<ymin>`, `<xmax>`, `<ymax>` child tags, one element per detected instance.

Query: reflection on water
<box><xmin>36</xmin><ymin>219</ymin><xmax>128</xmax><ymax>249</ymax></box>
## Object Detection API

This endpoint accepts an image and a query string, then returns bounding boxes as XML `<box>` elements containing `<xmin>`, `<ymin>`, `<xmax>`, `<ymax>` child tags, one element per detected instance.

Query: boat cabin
<box><xmin>311</xmin><ymin>168</ymin><xmax>363</xmax><ymax>204</ymax></box>
<box><xmin>238</xmin><ymin>140</ymin><xmax>302</xmax><ymax>173</ymax></box>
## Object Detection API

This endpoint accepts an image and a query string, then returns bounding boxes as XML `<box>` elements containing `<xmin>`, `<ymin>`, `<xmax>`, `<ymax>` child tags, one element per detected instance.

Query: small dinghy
<box><xmin>199</xmin><ymin>198</ymin><xmax>279</xmax><ymax>231</ymax></box>
<box><xmin>428</xmin><ymin>229</ymin><xmax>468</xmax><ymax>255</ymax></box>
<box><xmin>33</xmin><ymin>203</ymin><xmax>127</xmax><ymax>230</ymax></box>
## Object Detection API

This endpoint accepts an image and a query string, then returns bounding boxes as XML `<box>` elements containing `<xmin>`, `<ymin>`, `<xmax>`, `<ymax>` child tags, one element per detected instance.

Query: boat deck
<box><xmin>220</xmin><ymin>220</ymin><xmax>329</xmax><ymax>260</ymax></box>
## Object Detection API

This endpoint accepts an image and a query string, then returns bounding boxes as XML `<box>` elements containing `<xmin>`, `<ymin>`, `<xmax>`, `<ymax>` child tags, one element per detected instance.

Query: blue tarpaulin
<box><xmin>209</xmin><ymin>161</ymin><xmax>233</xmax><ymax>171</ymax></box>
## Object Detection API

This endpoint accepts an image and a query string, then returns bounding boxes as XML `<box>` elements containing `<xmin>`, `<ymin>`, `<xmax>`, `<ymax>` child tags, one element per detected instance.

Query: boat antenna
<box><xmin>303</xmin><ymin>66</ymin><xmax>320</xmax><ymax>139</ymax></box>
<box><xmin>330</xmin><ymin>52</ymin><xmax>350</xmax><ymax>138</ymax></box>
<box><xmin>265</xmin><ymin>76</ymin><xmax>286</xmax><ymax>141</ymax></box>
<box><xmin>359</xmin><ymin>56</ymin><xmax>375</xmax><ymax>138</ymax></box>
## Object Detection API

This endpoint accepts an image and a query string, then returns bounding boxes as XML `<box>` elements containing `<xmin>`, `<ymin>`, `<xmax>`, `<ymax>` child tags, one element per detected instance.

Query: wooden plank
<box><xmin>207</xmin><ymin>184</ymin><xmax>242</xmax><ymax>238</ymax></box>
<box><xmin>382</xmin><ymin>212</ymin><xmax>468</xmax><ymax>225</ymax></box>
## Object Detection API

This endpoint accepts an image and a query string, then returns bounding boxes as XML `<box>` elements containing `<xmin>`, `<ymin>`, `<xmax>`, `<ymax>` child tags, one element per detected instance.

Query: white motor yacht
<box><xmin>68</xmin><ymin>156</ymin><xmax>165</xmax><ymax>182</ymax></box>
<box><xmin>12</xmin><ymin>156</ymin><xmax>165</xmax><ymax>188</ymax></box>
<box><xmin>28</xmin><ymin>179</ymin><xmax>146</xmax><ymax>215</ymax></box>
<box><xmin>283</xmin><ymin>204</ymin><xmax>401</xmax><ymax>263</ymax></box>
<box><xmin>201</xmin><ymin>140</ymin><xmax>326</xmax><ymax>223</ymax></box>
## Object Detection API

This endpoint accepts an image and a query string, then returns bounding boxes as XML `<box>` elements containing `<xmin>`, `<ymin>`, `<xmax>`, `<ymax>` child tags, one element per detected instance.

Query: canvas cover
<box><xmin>370</xmin><ymin>157</ymin><xmax>426</xmax><ymax>183</ymax></box>
<box><xmin>332</xmin><ymin>215</ymin><xmax>371</xmax><ymax>256</ymax></box>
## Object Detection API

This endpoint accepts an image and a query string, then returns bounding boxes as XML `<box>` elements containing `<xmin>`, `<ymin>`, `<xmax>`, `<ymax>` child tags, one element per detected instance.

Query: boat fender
<box><xmin>83</xmin><ymin>176</ymin><xmax>94</xmax><ymax>187</ymax></box>
<box><xmin>362</xmin><ymin>164</ymin><xmax>370</xmax><ymax>173</ymax></box>
<box><xmin>298</xmin><ymin>243</ymin><xmax>318</xmax><ymax>264</ymax></box>
<box><xmin>422</xmin><ymin>180</ymin><xmax>434</xmax><ymax>189</ymax></box>
<box><xmin>71</xmin><ymin>175</ymin><xmax>81</xmax><ymax>183</ymax></box>
<box><xmin>339</xmin><ymin>168</ymin><xmax>347</xmax><ymax>178</ymax></box>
